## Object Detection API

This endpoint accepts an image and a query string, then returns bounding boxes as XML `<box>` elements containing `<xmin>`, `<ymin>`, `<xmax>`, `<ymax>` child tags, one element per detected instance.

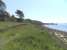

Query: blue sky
<box><xmin>4</xmin><ymin>0</ymin><xmax>67</xmax><ymax>23</ymax></box>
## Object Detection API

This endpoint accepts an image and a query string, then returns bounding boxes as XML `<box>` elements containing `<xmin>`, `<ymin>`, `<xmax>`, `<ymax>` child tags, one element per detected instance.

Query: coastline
<box><xmin>43</xmin><ymin>25</ymin><xmax>67</xmax><ymax>33</ymax></box>
<box><xmin>42</xmin><ymin>25</ymin><xmax>67</xmax><ymax>48</ymax></box>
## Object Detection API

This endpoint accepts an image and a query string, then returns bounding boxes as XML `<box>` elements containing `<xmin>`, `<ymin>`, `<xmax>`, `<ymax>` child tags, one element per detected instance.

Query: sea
<box><xmin>44</xmin><ymin>23</ymin><xmax>67</xmax><ymax>32</ymax></box>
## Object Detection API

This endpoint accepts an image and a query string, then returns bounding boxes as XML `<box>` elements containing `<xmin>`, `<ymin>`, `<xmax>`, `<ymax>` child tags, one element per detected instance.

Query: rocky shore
<box><xmin>43</xmin><ymin>25</ymin><xmax>67</xmax><ymax>45</ymax></box>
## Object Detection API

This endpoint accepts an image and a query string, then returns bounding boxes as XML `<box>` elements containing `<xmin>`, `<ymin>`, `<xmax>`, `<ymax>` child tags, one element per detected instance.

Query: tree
<box><xmin>4</xmin><ymin>11</ymin><xmax>10</xmax><ymax>21</ymax></box>
<box><xmin>0</xmin><ymin>0</ymin><xmax>6</xmax><ymax>21</ymax></box>
<box><xmin>0</xmin><ymin>0</ymin><xmax>6</xmax><ymax>14</ymax></box>
<box><xmin>10</xmin><ymin>15</ymin><xmax>16</xmax><ymax>21</ymax></box>
<box><xmin>15</xmin><ymin>10</ymin><xmax>24</xmax><ymax>22</ymax></box>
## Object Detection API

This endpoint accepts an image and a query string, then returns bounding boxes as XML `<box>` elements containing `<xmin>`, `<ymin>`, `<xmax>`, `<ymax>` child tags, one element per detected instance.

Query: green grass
<box><xmin>0</xmin><ymin>22</ymin><xmax>66</xmax><ymax>50</ymax></box>
<box><xmin>0</xmin><ymin>21</ymin><xmax>20</xmax><ymax>29</ymax></box>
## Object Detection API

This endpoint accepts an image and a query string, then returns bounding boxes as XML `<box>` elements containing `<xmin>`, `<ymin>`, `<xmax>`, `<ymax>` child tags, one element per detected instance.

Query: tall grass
<box><xmin>0</xmin><ymin>23</ymin><xmax>66</xmax><ymax>50</ymax></box>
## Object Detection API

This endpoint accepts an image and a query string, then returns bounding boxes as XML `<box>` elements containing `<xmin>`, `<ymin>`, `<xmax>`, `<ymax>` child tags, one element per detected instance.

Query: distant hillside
<box><xmin>42</xmin><ymin>23</ymin><xmax>57</xmax><ymax>25</ymax></box>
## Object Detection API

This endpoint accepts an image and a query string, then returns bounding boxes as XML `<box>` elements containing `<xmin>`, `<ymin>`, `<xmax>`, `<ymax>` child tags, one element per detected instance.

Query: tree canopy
<box><xmin>15</xmin><ymin>10</ymin><xmax>24</xmax><ymax>18</ymax></box>
<box><xmin>15</xmin><ymin>10</ymin><xmax>24</xmax><ymax>22</ymax></box>
<box><xmin>0</xmin><ymin>0</ymin><xmax>6</xmax><ymax>14</ymax></box>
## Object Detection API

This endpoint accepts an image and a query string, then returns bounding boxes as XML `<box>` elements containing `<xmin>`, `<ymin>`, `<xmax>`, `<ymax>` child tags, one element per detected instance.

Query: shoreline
<box><xmin>42</xmin><ymin>25</ymin><xmax>67</xmax><ymax>33</ymax></box>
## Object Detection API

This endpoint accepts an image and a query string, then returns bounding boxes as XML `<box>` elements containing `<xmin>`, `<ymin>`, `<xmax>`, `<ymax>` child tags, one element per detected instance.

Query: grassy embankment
<box><xmin>0</xmin><ymin>22</ymin><xmax>66</xmax><ymax>50</ymax></box>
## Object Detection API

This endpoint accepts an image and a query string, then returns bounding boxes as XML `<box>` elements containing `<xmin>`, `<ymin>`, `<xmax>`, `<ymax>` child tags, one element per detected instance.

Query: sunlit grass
<box><xmin>0</xmin><ymin>22</ymin><xmax>66</xmax><ymax>50</ymax></box>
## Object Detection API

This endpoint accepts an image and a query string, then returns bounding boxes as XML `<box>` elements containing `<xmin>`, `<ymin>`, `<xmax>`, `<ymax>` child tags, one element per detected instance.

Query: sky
<box><xmin>4</xmin><ymin>0</ymin><xmax>67</xmax><ymax>23</ymax></box>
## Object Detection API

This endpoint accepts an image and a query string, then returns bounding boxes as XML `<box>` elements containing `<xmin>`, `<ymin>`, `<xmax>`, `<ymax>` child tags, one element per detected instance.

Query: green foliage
<box><xmin>24</xmin><ymin>19</ymin><xmax>43</xmax><ymax>26</ymax></box>
<box><xmin>0</xmin><ymin>0</ymin><xmax>6</xmax><ymax>11</ymax></box>
<box><xmin>0</xmin><ymin>0</ymin><xmax>6</xmax><ymax>16</ymax></box>
<box><xmin>15</xmin><ymin>10</ymin><xmax>24</xmax><ymax>22</ymax></box>
<box><xmin>24</xmin><ymin>19</ymin><xmax>32</xmax><ymax>23</ymax></box>
<box><xmin>10</xmin><ymin>15</ymin><xmax>16</xmax><ymax>21</ymax></box>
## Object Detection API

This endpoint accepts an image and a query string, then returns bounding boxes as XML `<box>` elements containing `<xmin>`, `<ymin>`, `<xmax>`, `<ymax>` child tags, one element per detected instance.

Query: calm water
<box><xmin>44</xmin><ymin>23</ymin><xmax>67</xmax><ymax>32</ymax></box>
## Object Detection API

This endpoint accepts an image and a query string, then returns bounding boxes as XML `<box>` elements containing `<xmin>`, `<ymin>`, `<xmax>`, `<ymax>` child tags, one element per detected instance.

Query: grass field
<box><xmin>0</xmin><ymin>22</ymin><xmax>66</xmax><ymax>50</ymax></box>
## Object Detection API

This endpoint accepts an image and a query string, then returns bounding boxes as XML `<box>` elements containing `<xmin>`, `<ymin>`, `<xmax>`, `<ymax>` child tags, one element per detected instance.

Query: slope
<box><xmin>0</xmin><ymin>22</ymin><xmax>66</xmax><ymax>50</ymax></box>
